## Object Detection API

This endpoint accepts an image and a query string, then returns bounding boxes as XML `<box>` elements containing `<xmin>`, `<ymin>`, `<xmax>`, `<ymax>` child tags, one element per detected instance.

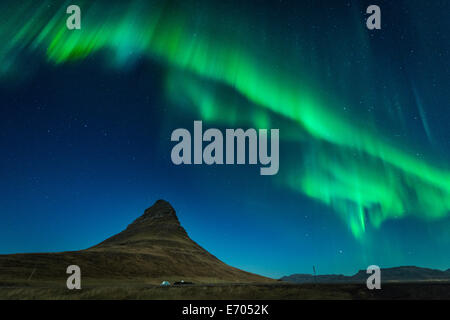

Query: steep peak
<box><xmin>142</xmin><ymin>199</ymin><xmax>176</xmax><ymax>219</ymax></box>
<box><xmin>92</xmin><ymin>200</ymin><xmax>188</xmax><ymax>249</ymax></box>
<box><xmin>125</xmin><ymin>199</ymin><xmax>180</xmax><ymax>231</ymax></box>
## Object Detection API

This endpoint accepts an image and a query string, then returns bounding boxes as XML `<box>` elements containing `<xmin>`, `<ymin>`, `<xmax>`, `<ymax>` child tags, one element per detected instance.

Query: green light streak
<box><xmin>1</xmin><ymin>0</ymin><xmax>449</xmax><ymax>238</ymax></box>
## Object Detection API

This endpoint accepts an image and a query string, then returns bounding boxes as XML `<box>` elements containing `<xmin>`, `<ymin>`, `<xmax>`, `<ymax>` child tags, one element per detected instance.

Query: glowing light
<box><xmin>1</xmin><ymin>0</ymin><xmax>449</xmax><ymax>238</ymax></box>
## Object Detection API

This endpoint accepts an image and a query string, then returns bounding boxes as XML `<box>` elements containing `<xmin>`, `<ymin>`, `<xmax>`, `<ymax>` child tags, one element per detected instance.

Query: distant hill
<box><xmin>0</xmin><ymin>200</ymin><xmax>272</xmax><ymax>285</ymax></box>
<box><xmin>281</xmin><ymin>266</ymin><xmax>450</xmax><ymax>284</ymax></box>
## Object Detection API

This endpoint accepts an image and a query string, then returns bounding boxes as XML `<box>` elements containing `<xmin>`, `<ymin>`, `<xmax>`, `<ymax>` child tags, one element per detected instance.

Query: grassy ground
<box><xmin>1</xmin><ymin>282</ymin><xmax>449</xmax><ymax>300</ymax></box>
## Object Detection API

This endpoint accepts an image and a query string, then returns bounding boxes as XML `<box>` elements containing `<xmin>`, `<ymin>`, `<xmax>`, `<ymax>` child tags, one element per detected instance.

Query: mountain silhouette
<box><xmin>0</xmin><ymin>200</ymin><xmax>271</xmax><ymax>284</ymax></box>
<box><xmin>93</xmin><ymin>200</ymin><xmax>192</xmax><ymax>248</ymax></box>
<box><xmin>281</xmin><ymin>266</ymin><xmax>450</xmax><ymax>284</ymax></box>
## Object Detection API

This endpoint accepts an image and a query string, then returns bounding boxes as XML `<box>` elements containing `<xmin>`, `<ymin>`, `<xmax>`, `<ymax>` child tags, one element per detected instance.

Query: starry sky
<box><xmin>0</xmin><ymin>0</ymin><xmax>449</xmax><ymax>278</ymax></box>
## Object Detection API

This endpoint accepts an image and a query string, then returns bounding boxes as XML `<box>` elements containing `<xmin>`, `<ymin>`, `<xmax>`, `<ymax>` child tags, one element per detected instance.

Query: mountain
<box><xmin>0</xmin><ymin>200</ymin><xmax>272</xmax><ymax>285</ymax></box>
<box><xmin>281</xmin><ymin>266</ymin><xmax>450</xmax><ymax>284</ymax></box>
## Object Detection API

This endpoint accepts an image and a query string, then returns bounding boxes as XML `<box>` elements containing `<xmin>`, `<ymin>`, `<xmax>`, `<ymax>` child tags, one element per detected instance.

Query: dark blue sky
<box><xmin>0</xmin><ymin>0</ymin><xmax>449</xmax><ymax>278</ymax></box>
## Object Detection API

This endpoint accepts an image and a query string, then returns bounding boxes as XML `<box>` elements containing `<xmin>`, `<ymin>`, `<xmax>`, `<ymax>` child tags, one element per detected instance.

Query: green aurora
<box><xmin>1</xmin><ymin>0</ymin><xmax>449</xmax><ymax>239</ymax></box>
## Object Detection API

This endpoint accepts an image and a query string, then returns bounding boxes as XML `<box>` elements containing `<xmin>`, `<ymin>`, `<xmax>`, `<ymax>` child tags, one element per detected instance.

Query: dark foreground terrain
<box><xmin>0</xmin><ymin>281</ymin><xmax>449</xmax><ymax>300</ymax></box>
<box><xmin>1</xmin><ymin>201</ymin><xmax>449</xmax><ymax>300</ymax></box>
<box><xmin>0</xmin><ymin>201</ymin><xmax>271</xmax><ymax>286</ymax></box>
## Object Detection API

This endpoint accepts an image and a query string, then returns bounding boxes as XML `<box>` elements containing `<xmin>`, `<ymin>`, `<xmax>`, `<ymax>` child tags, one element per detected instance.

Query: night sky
<box><xmin>0</xmin><ymin>0</ymin><xmax>449</xmax><ymax>278</ymax></box>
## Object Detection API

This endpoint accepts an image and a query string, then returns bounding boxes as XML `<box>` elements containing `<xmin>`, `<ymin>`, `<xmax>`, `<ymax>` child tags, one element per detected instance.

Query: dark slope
<box><xmin>0</xmin><ymin>200</ymin><xmax>272</xmax><ymax>284</ymax></box>
<box><xmin>281</xmin><ymin>266</ymin><xmax>450</xmax><ymax>284</ymax></box>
